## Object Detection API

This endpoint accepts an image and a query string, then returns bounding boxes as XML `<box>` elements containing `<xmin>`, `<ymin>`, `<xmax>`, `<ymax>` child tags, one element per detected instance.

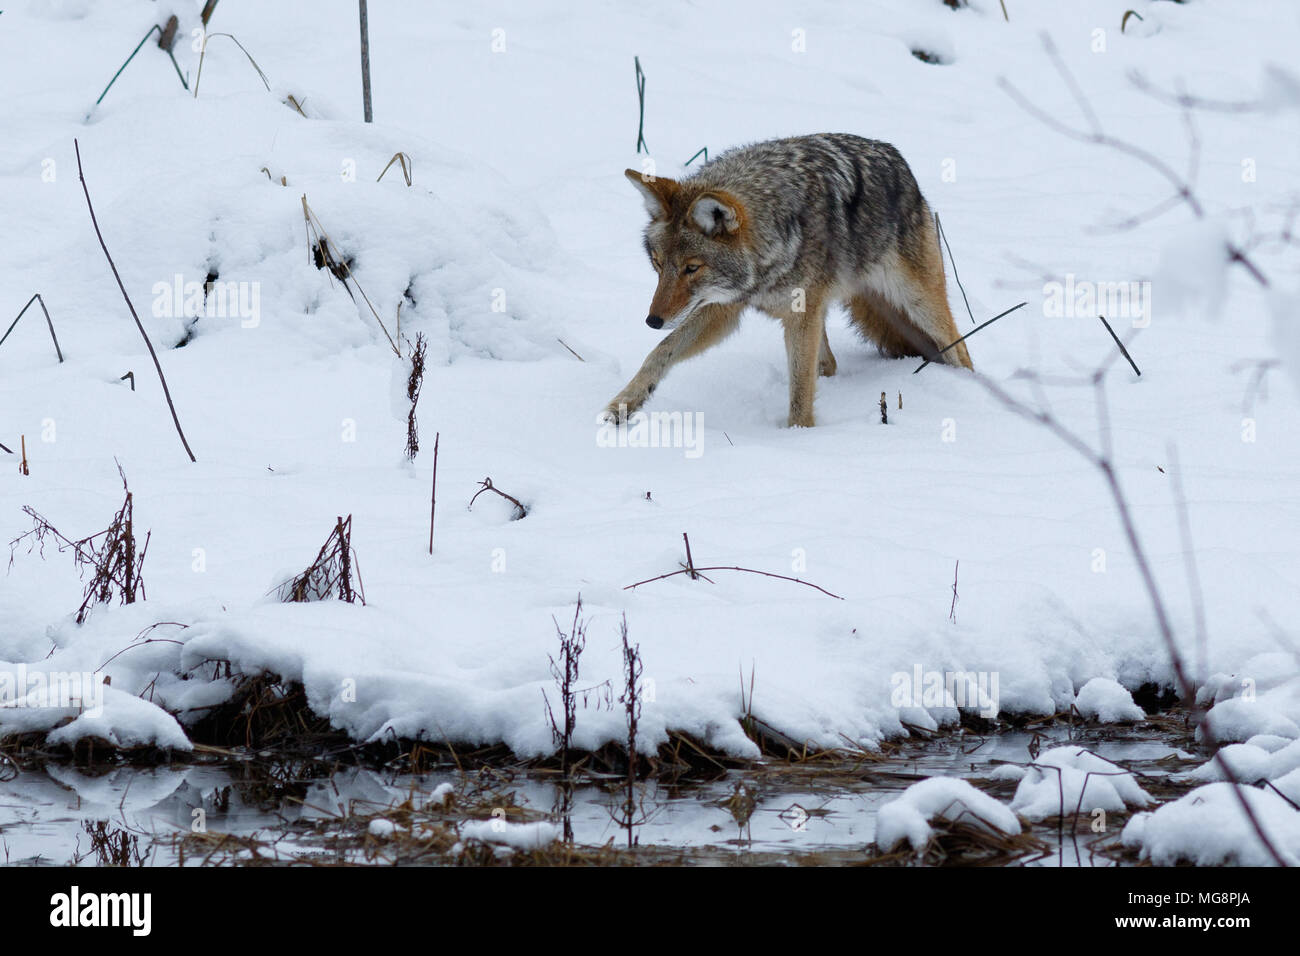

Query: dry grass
<box><xmin>865</xmin><ymin>816</ymin><xmax>1052</xmax><ymax>867</ymax></box>
<box><xmin>8</xmin><ymin>462</ymin><xmax>148</xmax><ymax>623</ymax></box>
<box><xmin>300</xmin><ymin>195</ymin><xmax>400</xmax><ymax>356</ymax></box>
<box><xmin>184</xmin><ymin>670</ymin><xmax>342</xmax><ymax>753</ymax></box>
<box><xmin>277</xmin><ymin>514</ymin><xmax>365</xmax><ymax>605</ymax></box>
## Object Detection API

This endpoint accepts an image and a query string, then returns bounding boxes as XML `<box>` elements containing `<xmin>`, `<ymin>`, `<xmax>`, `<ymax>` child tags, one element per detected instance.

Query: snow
<box><xmin>986</xmin><ymin>764</ymin><xmax>1027</xmax><ymax>783</ymax></box>
<box><xmin>875</xmin><ymin>776</ymin><xmax>1020</xmax><ymax>852</ymax></box>
<box><xmin>1010</xmin><ymin>746</ymin><xmax>1152</xmax><ymax>822</ymax></box>
<box><xmin>1151</xmin><ymin>220</ymin><xmax>1232</xmax><ymax>323</ymax></box>
<box><xmin>1273</xmin><ymin>768</ymin><xmax>1300</xmax><ymax>805</ymax></box>
<box><xmin>1200</xmin><ymin>698</ymin><xmax>1300</xmax><ymax>745</ymax></box>
<box><xmin>0</xmin><ymin>0</ymin><xmax>1298</xmax><ymax>785</ymax></box>
<box><xmin>1181</xmin><ymin>738</ymin><xmax>1300</xmax><ymax>784</ymax></box>
<box><xmin>1121</xmin><ymin>782</ymin><xmax>1300</xmax><ymax>867</ymax></box>
<box><xmin>458</xmin><ymin>819</ymin><xmax>560</xmax><ymax>851</ymax></box>
<box><xmin>1245</xmin><ymin>734</ymin><xmax>1294</xmax><ymax>754</ymax></box>
<box><xmin>1073</xmin><ymin>677</ymin><xmax>1144</xmax><ymax>723</ymax></box>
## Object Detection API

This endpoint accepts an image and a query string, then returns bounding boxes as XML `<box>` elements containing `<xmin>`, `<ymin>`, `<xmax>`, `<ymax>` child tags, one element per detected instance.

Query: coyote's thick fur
<box><xmin>606</xmin><ymin>133</ymin><xmax>972</xmax><ymax>428</ymax></box>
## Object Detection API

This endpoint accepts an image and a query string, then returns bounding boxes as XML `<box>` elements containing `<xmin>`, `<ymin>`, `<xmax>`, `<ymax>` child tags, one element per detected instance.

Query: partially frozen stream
<box><xmin>0</xmin><ymin>724</ymin><xmax>1198</xmax><ymax>866</ymax></box>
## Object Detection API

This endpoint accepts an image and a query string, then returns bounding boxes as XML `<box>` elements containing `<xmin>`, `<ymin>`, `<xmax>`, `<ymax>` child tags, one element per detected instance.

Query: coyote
<box><xmin>605</xmin><ymin>133</ymin><xmax>972</xmax><ymax>428</ymax></box>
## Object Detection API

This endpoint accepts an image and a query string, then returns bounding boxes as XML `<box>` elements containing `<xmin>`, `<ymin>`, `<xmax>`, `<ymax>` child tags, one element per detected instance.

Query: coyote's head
<box><xmin>624</xmin><ymin>169</ymin><xmax>753</xmax><ymax>330</ymax></box>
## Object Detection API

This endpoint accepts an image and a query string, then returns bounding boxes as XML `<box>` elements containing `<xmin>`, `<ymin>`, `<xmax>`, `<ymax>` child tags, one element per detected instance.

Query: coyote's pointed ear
<box><xmin>689</xmin><ymin>192</ymin><xmax>744</xmax><ymax>237</ymax></box>
<box><xmin>624</xmin><ymin>168</ymin><xmax>679</xmax><ymax>220</ymax></box>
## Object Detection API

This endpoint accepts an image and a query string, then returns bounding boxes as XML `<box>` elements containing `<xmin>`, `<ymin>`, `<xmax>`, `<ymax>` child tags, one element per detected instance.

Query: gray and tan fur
<box><xmin>606</xmin><ymin>133</ymin><xmax>972</xmax><ymax>428</ymax></box>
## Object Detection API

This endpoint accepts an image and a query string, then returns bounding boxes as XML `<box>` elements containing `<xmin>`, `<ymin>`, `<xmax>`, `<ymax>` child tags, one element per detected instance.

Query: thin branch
<box><xmin>0</xmin><ymin>293</ymin><xmax>63</xmax><ymax>362</ymax></box>
<box><xmin>949</xmin><ymin>560</ymin><xmax>959</xmax><ymax>622</ymax></box>
<box><xmin>1128</xmin><ymin>71</ymin><xmax>1273</xmax><ymax>114</ymax></box>
<box><xmin>934</xmin><ymin>212</ymin><xmax>975</xmax><ymax>325</ymax></box>
<box><xmin>968</xmin><ymin>363</ymin><xmax>1288</xmax><ymax>866</ymax></box>
<box><xmin>75</xmin><ymin>140</ymin><xmax>196</xmax><ymax>462</ymax></box>
<box><xmin>1166</xmin><ymin>444</ymin><xmax>1208</xmax><ymax>690</ymax></box>
<box><xmin>556</xmin><ymin>338</ymin><xmax>585</xmax><ymax>362</ymax></box>
<box><xmin>999</xmin><ymin>32</ymin><xmax>1271</xmax><ymax>289</ymax></box>
<box><xmin>428</xmin><ymin>432</ymin><xmax>439</xmax><ymax>554</ymax></box>
<box><xmin>358</xmin><ymin>0</ymin><xmax>373</xmax><ymax>123</ymax></box>
<box><xmin>914</xmin><ymin>302</ymin><xmax>1026</xmax><ymax>373</ymax></box>
<box><xmin>624</xmin><ymin>565</ymin><xmax>843</xmax><ymax>600</ymax></box>
<box><xmin>468</xmin><ymin>477</ymin><xmax>527</xmax><ymax>520</ymax></box>
<box><xmin>1097</xmin><ymin>315</ymin><xmax>1141</xmax><ymax>376</ymax></box>
<box><xmin>682</xmin><ymin>532</ymin><xmax>698</xmax><ymax>580</ymax></box>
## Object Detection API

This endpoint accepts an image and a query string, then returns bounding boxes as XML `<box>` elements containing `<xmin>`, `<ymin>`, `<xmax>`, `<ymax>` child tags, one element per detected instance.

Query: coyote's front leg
<box><xmin>763</xmin><ymin>293</ymin><xmax>828</xmax><ymax>428</ymax></box>
<box><xmin>602</xmin><ymin>303</ymin><xmax>742</xmax><ymax>421</ymax></box>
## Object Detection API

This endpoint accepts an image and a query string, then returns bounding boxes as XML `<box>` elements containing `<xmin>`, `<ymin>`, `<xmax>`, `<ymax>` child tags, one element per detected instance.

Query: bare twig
<box><xmin>625</xmin><ymin>564</ymin><xmax>843</xmax><ymax>600</ymax></box>
<box><xmin>967</xmin><ymin>332</ymin><xmax>1287</xmax><ymax>869</ymax></box>
<box><xmin>556</xmin><ymin>338</ymin><xmax>585</xmax><ymax>362</ymax></box>
<box><xmin>682</xmin><ymin>532</ymin><xmax>698</xmax><ymax>580</ymax></box>
<box><xmin>1097</xmin><ymin>315</ymin><xmax>1141</xmax><ymax>376</ymax></box>
<box><xmin>1166</xmin><ymin>444</ymin><xmax>1208</xmax><ymax>691</ymax></box>
<box><xmin>949</xmin><ymin>560</ymin><xmax>959</xmax><ymax>622</ymax></box>
<box><xmin>468</xmin><ymin>477</ymin><xmax>527</xmax><ymax>520</ymax></box>
<box><xmin>545</xmin><ymin>599</ymin><xmax>586</xmax><ymax>776</ymax></box>
<box><xmin>613</xmin><ymin>615</ymin><xmax>645</xmax><ymax>848</ymax></box>
<box><xmin>0</xmin><ymin>293</ymin><xmax>64</xmax><ymax>362</ymax></box>
<box><xmin>1230</xmin><ymin>358</ymin><xmax>1280</xmax><ymax>415</ymax></box>
<box><xmin>934</xmin><ymin>212</ymin><xmax>975</xmax><ymax>325</ymax></box>
<box><xmin>75</xmin><ymin>140</ymin><xmax>196</xmax><ymax>462</ymax></box>
<box><xmin>998</xmin><ymin>32</ymin><xmax>1268</xmax><ymax>288</ymax></box>
<box><xmin>1128</xmin><ymin>71</ymin><xmax>1271</xmax><ymax>114</ymax></box>
<box><xmin>98</xmin><ymin>623</ymin><xmax>188</xmax><ymax>671</ymax></box>
<box><xmin>914</xmin><ymin>302</ymin><xmax>1027</xmax><ymax>373</ymax></box>
<box><xmin>358</xmin><ymin>0</ymin><xmax>373</xmax><ymax>123</ymax></box>
<box><xmin>428</xmin><ymin>432</ymin><xmax>440</xmax><ymax>554</ymax></box>
<box><xmin>947</xmin><ymin>48</ymin><xmax>1291</xmax><ymax>856</ymax></box>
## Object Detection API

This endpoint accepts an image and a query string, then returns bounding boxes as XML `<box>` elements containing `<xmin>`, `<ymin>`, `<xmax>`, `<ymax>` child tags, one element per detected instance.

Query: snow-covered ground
<box><xmin>2</xmin><ymin>1</ymin><xmax>1300</xmax><ymax>863</ymax></box>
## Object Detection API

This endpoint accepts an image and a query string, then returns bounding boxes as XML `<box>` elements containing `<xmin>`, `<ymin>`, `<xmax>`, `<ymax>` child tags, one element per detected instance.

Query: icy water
<box><xmin>0</xmin><ymin>725</ymin><xmax>1198</xmax><ymax>866</ymax></box>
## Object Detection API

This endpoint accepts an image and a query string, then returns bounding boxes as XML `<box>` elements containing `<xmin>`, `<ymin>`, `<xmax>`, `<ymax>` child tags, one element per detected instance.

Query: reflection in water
<box><xmin>0</xmin><ymin>727</ymin><xmax>1196</xmax><ymax>866</ymax></box>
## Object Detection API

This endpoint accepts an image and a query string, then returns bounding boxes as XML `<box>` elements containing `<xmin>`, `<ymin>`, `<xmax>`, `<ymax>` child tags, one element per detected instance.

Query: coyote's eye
<box><xmin>682</xmin><ymin>263</ymin><xmax>702</xmax><ymax>275</ymax></box>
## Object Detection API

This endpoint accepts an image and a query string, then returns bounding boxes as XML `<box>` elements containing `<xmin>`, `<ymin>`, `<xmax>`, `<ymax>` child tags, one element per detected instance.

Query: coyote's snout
<box><xmin>604</xmin><ymin>133</ymin><xmax>972</xmax><ymax>428</ymax></box>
